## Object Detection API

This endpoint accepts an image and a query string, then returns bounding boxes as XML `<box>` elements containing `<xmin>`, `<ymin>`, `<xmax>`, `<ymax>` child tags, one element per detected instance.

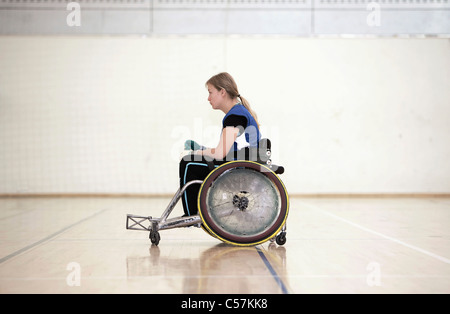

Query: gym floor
<box><xmin>0</xmin><ymin>196</ymin><xmax>449</xmax><ymax>294</ymax></box>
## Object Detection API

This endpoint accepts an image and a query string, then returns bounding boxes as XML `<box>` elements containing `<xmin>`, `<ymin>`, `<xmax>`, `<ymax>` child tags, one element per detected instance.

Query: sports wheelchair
<box><xmin>126</xmin><ymin>139</ymin><xmax>289</xmax><ymax>247</ymax></box>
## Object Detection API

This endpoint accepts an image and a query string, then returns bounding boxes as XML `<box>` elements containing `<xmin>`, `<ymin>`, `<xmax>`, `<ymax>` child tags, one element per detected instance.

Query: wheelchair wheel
<box><xmin>198</xmin><ymin>160</ymin><xmax>289</xmax><ymax>246</ymax></box>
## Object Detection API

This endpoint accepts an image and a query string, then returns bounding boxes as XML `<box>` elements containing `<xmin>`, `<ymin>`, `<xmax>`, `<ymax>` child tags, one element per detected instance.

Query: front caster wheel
<box><xmin>275</xmin><ymin>232</ymin><xmax>286</xmax><ymax>246</ymax></box>
<box><xmin>149</xmin><ymin>231</ymin><xmax>160</xmax><ymax>246</ymax></box>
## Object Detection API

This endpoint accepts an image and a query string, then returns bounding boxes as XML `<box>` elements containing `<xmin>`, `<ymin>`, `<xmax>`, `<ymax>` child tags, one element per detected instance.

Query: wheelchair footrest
<box><xmin>127</xmin><ymin>214</ymin><xmax>202</xmax><ymax>232</ymax></box>
<box><xmin>126</xmin><ymin>214</ymin><xmax>157</xmax><ymax>231</ymax></box>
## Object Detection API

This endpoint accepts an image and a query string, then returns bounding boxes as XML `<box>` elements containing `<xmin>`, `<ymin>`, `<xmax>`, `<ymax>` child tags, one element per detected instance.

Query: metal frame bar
<box><xmin>126</xmin><ymin>180</ymin><xmax>203</xmax><ymax>232</ymax></box>
<box><xmin>126</xmin><ymin>214</ymin><xmax>153</xmax><ymax>231</ymax></box>
<box><xmin>160</xmin><ymin>180</ymin><xmax>203</xmax><ymax>223</ymax></box>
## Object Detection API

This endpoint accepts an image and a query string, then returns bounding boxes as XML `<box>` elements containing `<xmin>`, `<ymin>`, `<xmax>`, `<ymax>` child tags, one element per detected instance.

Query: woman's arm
<box><xmin>195</xmin><ymin>127</ymin><xmax>239</xmax><ymax>160</ymax></box>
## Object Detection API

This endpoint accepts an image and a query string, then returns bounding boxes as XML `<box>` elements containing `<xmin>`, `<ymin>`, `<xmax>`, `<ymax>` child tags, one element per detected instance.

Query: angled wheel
<box><xmin>276</xmin><ymin>232</ymin><xmax>287</xmax><ymax>245</ymax></box>
<box><xmin>198</xmin><ymin>161</ymin><xmax>289</xmax><ymax>246</ymax></box>
<box><xmin>149</xmin><ymin>230</ymin><xmax>160</xmax><ymax>246</ymax></box>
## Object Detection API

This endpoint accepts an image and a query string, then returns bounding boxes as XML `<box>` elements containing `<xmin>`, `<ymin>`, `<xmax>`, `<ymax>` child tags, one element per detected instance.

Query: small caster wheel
<box><xmin>275</xmin><ymin>232</ymin><xmax>286</xmax><ymax>246</ymax></box>
<box><xmin>149</xmin><ymin>231</ymin><xmax>160</xmax><ymax>246</ymax></box>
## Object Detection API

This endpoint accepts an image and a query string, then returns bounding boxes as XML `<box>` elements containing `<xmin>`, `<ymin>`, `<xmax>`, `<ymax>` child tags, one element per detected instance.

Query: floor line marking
<box><xmin>255</xmin><ymin>246</ymin><xmax>289</xmax><ymax>294</ymax></box>
<box><xmin>298</xmin><ymin>200</ymin><xmax>450</xmax><ymax>265</ymax></box>
<box><xmin>0</xmin><ymin>208</ymin><xmax>108</xmax><ymax>265</ymax></box>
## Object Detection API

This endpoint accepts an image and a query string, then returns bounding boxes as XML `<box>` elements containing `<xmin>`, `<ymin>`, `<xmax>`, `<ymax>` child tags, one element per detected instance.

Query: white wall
<box><xmin>0</xmin><ymin>36</ymin><xmax>449</xmax><ymax>195</ymax></box>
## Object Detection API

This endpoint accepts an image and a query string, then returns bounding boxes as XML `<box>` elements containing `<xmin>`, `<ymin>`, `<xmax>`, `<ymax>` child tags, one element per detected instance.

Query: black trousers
<box><xmin>179</xmin><ymin>154</ymin><xmax>225</xmax><ymax>216</ymax></box>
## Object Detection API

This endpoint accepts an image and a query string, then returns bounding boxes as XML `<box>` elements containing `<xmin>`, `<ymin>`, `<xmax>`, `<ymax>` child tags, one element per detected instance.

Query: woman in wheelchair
<box><xmin>127</xmin><ymin>73</ymin><xmax>288</xmax><ymax>246</ymax></box>
<box><xmin>180</xmin><ymin>72</ymin><xmax>261</xmax><ymax>217</ymax></box>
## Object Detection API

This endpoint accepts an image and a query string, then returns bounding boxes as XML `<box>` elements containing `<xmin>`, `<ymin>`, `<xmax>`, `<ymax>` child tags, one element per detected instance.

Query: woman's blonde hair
<box><xmin>206</xmin><ymin>72</ymin><xmax>260</xmax><ymax>128</ymax></box>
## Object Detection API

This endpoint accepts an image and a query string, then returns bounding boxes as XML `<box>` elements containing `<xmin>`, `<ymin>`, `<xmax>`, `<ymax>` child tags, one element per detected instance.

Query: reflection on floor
<box><xmin>0</xmin><ymin>197</ymin><xmax>449</xmax><ymax>293</ymax></box>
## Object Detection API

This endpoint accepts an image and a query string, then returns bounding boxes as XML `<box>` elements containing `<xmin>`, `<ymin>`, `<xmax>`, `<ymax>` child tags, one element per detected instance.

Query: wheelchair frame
<box><xmin>126</xmin><ymin>140</ymin><xmax>288</xmax><ymax>247</ymax></box>
<box><xmin>126</xmin><ymin>179</ymin><xmax>204</xmax><ymax>245</ymax></box>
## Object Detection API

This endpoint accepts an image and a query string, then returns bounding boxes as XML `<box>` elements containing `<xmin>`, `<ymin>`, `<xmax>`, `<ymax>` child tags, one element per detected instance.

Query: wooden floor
<box><xmin>0</xmin><ymin>196</ymin><xmax>449</xmax><ymax>294</ymax></box>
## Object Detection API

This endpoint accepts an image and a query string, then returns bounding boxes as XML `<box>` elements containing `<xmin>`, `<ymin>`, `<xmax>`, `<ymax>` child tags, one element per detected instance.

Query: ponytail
<box><xmin>239</xmin><ymin>95</ymin><xmax>260</xmax><ymax>129</ymax></box>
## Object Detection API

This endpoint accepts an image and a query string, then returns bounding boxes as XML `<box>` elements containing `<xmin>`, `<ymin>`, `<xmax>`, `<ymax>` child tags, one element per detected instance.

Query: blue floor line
<box><xmin>256</xmin><ymin>246</ymin><xmax>289</xmax><ymax>294</ymax></box>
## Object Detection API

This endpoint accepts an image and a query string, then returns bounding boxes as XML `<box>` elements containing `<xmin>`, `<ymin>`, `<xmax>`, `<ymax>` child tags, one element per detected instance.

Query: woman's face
<box><xmin>207</xmin><ymin>84</ymin><xmax>225</xmax><ymax>110</ymax></box>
